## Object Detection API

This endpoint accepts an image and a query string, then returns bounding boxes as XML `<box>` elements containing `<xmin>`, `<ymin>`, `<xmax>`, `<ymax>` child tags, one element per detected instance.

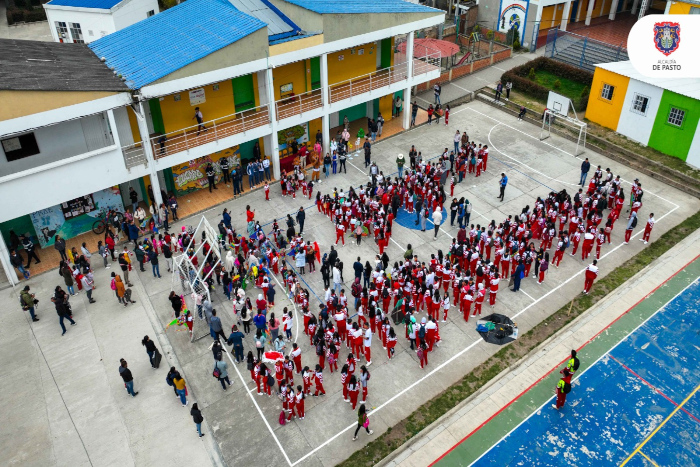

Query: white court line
<box><xmin>224</xmin><ymin>348</ymin><xmax>293</xmax><ymax>466</ymax></box>
<box><xmin>346</xmin><ymin>159</ymin><xmax>369</xmax><ymax>175</ymax></box>
<box><xmin>519</xmin><ymin>288</ymin><xmax>536</xmax><ymax>302</ymax></box>
<box><xmin>450</xmin><ymin>82</ymin><xmax>471</xmax><ymax>93</ymax></box>
<box><xmin>470</xmin><ymin>276</ymin><xmax>700</xmax><ymax>466</ymax></box>
<box><xmin>390</xmin><ymin>237</ymin><xmax>407</xmax><ymax>252</ymax></box>
<box><xmin>468</xmin><ymin>107</ymin><xmax>680</xmax><ymax>210</ymax></box>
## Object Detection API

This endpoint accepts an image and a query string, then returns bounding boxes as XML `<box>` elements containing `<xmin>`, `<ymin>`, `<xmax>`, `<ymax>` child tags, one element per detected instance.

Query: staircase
<box><xmin>545</xmin><ymin>29</ymin><xmax>628</xmax><ymax>73</ymax></box>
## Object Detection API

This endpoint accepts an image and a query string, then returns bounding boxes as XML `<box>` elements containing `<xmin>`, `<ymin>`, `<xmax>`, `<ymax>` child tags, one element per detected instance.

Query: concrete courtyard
<box><xmin>2</xmin><ymin>99</ymin><xmax>698</xmax><ymax>467</ymax></box>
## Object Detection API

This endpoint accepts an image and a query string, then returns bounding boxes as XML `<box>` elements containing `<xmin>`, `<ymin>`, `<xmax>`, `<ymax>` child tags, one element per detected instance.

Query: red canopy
<box><xmin>397</xmin><ymin>38</ymin><xmax>459</xmax><ymax>57</ymax></box>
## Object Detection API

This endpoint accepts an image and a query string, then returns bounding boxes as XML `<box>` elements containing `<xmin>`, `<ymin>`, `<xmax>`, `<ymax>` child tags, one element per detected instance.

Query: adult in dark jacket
<box><xmin>119</xmin><ymin>359</ymin><xmax>138</xmax><ymax>397</ymax></box>
<box><xmin>149</xmin><ymin>250</ymin><xmax>160</xmax><ymax>278</ymax></box>
<box><xmin>54</xmin><ymin>235</ymin><xmax>68</xmax><ymax>261</ymax></box>
<box><xmin>141</xmin><ymin>335</ymin><xmax>159</xmax><ymax>368</ymax></box>
<box><xmin>296</xmin><ymin>208</ymin><xmax>306</xmax><ymax>234</ymax></box>
<box><xmin>580</xmin><ymin>158</ymin><xmax>591</xmax><ymax>186</ymax></box>
<box><xmin>134</xmin><ymin>244</ymin><xmax>146</xmax><ymax>272</ymax></box>
<box><xmin>52</xmin><ymin>286</ymin><xmax>76</xmax><ymax>336</ymax></box>
<box><xmin>128</xmin><ymin>222</ymin><xmax>140</xmax><ymax>243</ymax></box>
<box><xmin>191</xmin><ymin>403</ymin><xmax>204</xmax><ymax>437</ymax></box>
<box><xmin>210</xmin><ymin>310</ymin><xmax>226</xmax><ymax>342</ymax></box>
<box><xmin>169</xmin><ymin>291</ymin><xmax>183</xmax><ymax>318</ymax></box>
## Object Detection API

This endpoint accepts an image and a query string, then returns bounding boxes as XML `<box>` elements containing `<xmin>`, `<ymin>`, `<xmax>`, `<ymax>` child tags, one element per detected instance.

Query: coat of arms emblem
<box><xmin>653</xmin><ymin>22</ymin><xmax>681</xmax><ymax>56</ymax></box>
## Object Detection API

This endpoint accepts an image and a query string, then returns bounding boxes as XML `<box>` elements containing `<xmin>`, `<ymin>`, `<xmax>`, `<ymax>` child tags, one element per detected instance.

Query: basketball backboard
<box><xmin>547</xmin><ymin>91</ymin><xmax>571</xmax><ymax>117</ymax></box>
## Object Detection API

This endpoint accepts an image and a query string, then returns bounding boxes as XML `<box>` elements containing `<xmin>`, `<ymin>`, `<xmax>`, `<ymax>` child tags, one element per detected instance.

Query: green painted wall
<box><xmin>310</xmin><ymin>57</ymin><xmax>321</xmax><ymax>90</ymax></box>
<box><xmin>373</xmin><ymin>98</ymin><xmax>380</xmax><ymax>120</ymax></box>
<box><xmin>232</xmin><ymin>74</ymin><xmax>256</xmax><ymax>111</ymax></box>
<box><xmin>0</xmin><ymin>215</ymin><xmax>36</xmax><ymax>252</ymax></box>
<box><xmin>380</xmin><ymin>38</ymin><xmax>392</xmax><ymax>69</ymax></box>
<box><xmin>342</xmin><ymin>102</ymin><xmax>368</xmax><ymax>124</ymax></box>
<box><xmin>648</xmin><ymin>90</ymin><xmax>700</xmax><ymax>161</ymax></box>
<box><xmin>148</xmin><ymin>99</ymin><xmax>165</xmax><ymax>134</ymax></box>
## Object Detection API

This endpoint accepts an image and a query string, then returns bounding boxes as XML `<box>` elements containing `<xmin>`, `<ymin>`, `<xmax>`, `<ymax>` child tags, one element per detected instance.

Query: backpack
<box><xmin>351</xmin><ymin>282</ymin><xmax>362</xmax><ymax>298</ymax></box>
<box><xmin>213</xmin><ymin>363</ymin><xmax>221</xmax><ymax>379</ymax></box>
<box><xmin>630</xmin><ymin>216</ymin><xmax>638</xmax><ymax>228</ymax></box>
<box><xmin>316</xmin><ymin>343</ymin><xmax>324</xmax><ymax>356</ymax></box>
<box><xmin>279</xmin><ymin>410</ymin><xmax>287</xmax><ymax>426</ymax></box>
<box><xmin>476</xmin><ymin>323</ymin><xmax>490</xmax><ymax>333</ymax></box>
<box><xmin>110</xmin><ymin>278</ymin><xmax>116</xmax><ymax>290</ymax></box>
<box><xmin>240</xmin><ymin>307</ymin><xmax>247</xmax><ymax>319</ymax></box>
<box><xmin>466</xmin><ymin>203</ymin><xmax>472</xmax><ymax>214</ymax></box>
<box><xmin>418</xmin><ymin>324</ymin><xmax>426</xmax><ymax>339</ymax></box>
<box><xmin>563</xmin><ymin>382</ymin><xmax>572</xmax><ymax>394</ymax></box>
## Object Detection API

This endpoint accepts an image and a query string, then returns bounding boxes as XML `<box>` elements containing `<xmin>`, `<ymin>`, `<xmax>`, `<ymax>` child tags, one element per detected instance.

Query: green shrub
<box><xmin>13</xmin><ymin>0</ymin><xmax>27</xmax><ymax>8</ymax></box>
<box><xmin>553</xmin><ymin>79</ymin><xmax>562</xmax><ymax>90</ymax></box>
<box><xmin>528</xmin><ymin>68</ymin><xmax>536</xmax><ymax>80</ymax></box>
<box><xmin>513</xmin><ymin>36</ymin><xmax>521</xmax><ymax>51</ymax></box>
<box><xmin>580</xmin><ymin>86</ymin><xmax>590</xmax><ymax>98</ymax></box>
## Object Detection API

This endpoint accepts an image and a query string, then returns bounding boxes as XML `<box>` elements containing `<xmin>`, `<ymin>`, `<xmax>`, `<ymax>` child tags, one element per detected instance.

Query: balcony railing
<box><xmin>122</xmin><ymin>142</ymin><xmax>148</xmax><ymax>170</ymax></box>
<box><xmin>329</xmin><ymin>63</ymin><xmax>409</xmax><ymax>104</ymax></box>
<box><xmin>275</xmin><ymin>89</ymin><xmax>323</xmax><ymax>121</ymax></box>
<box><xmin>413</xmin><ymin>51</ymin><xmax>442</xmax><ymax>77</ymax></box>
<box><xmin>149</xmin><ymin>104</ymin><xmax>271</xmax><ymax>159</ymax></box>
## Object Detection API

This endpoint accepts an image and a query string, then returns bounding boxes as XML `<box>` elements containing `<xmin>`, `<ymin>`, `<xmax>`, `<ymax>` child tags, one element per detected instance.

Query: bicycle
<box><xmin>92</xmin><ymin>209</ymin><xmax>125</xmax><ymax>235</ymax></box>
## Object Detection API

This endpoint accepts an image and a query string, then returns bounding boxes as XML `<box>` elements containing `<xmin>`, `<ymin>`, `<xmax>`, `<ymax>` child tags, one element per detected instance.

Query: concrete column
<box><xmin>403</xmin><ymin>31</ymin><xmax>415</xmax><ymax>130</ymax></box>
<box><xmin>631</xmin><ymin>0</ymin><xmax>639</xmax><ymax>15</ymax></box>
<box><xmin>585</xmin><ymin>0</ymin><xmax>596</xmax><ymax>25</ymax></box>
<box><xmin>0</xmin><ymin>231</ymin><xmax>17</xmax><ymax>287</ymax></box>
<box><xmin>561</xmin><ymin>1</ymin><xmax>572</xmax><ymax>30</ymax></box>
<box><xmin>609</xmin><ymin>0</ymin><xmax>620</xmax><ymax>19</ymax></box>
<box><xmin>106</xmin><ymin>109</ymin><xmax>121</xmax><ymax>148</ymax></box>
<box><xmin>266</xmin><ymin>67</ymin><xmax>281</xmax><ymax>180</ymax></box>
<box><xmin>149</xmin><ymin>168</ymin><xmax>164</xmax><ymax>207</ymax></box>
<box><xmin>320</xmin><ymin>53</ymin><xmax>330</xmax><ymax>157</ymax></box>
<box><xmin>664</xmin><ymin>0</ymin><xmax>671</xmax><ymax>13</ymax></box>
<box><xmin>535</xmin><ymin>2</ymin><xmax>544</xmax><ymax>23</ymax></box>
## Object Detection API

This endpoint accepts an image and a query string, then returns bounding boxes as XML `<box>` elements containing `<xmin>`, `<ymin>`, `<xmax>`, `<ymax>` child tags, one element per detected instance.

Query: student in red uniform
<box><xmin>274</xmin><ymin>360</ymin><xmax>286</xmax><ymax>394</ymax></box>
<box><xmin>313</xmin><ymin>364</ymin><xmax>325</xmax><ymax>396</ymax></box>
<box><xmin>583</xmin><ymin>260</ymin><xmax>598</xmax><ymax>294</ymax></box>
<box><xmin>291</xmin><ymin>343</ymin><xmax>302</xmax><ymax>374</ymax></box>
<box><xmin>595</xmin><ymin>228</ymin><xmax>605</xmax><ymax>260</ymax></box>
<box><xmin>489</xmin><ymin>273</ymin><xmax>500</xmax><ymax>307</ymax></box>
<box><xmin>340</xmin><ymin>364</ymin><xmax>350</xmax><ymax>401</ymax></box>
<box><xmin>254</xmin><ymin>359</ymin><xmax>262</xmax><ymax>394</ymax></box>
<box><xmin>347</xmin><ymin>375</ymin><xmax>360</xmax><ymax>409</ymax></box>
<box><xmin>461</xmin><ymin>286</ymin><xmax>473</xmax><ymax>321</ymax></box>
<box><xmin>302</xmin><ymin>366</ymin><xmax>312</xmax><ymax>394</ymax></box>
<box><xmin>335</xmin><ymin>221</ymin><xmax>346</xmax><ymax>245</ymax></box>
<box><xmin>553</xmin><ymin>368</ymin><xmax>572</xmax><ymax>410</ymax></box>
<box><xmin>417</xmin><ymin>341</ymin><xmax>428</xmax><ymax>368</ymax></box>
<box><xmin>473</xmin><ymin>283</ymin><xmax>485</xmax><ymax>316</ymax></box>
<box><xmin>286</xmin><ymin>384</ymin><xmax>296</xmax><ymax>421</ymax></box>
<box><xmin>386</xmin><ymin>327</ymin><xmax>397</xmax><ymax>359</ymax></box>
<box><xmin>295</xmin><ymin>385</ymin><xmax>306</xmax><ymax>420</ymax></box>
<box><xmin>362</xmin><ymin>322</ymin><xmax>372</xmax><ymax>366</ymax></box>
<box><xmin>538</xmin><ymin>253</ymin><xmax>549</xmax><ymax>284</ymax></box>
<box><xmin>346</xmin><ymin>353</ymin><xmax>357</xmax><ymax>378</ymax></box>
<box><xmin>261</xmin><ymin>363</ymin><xmax>273</xmax><ymax>396</ymax></box>
<box><xmin>642</xmin><ymin>213</ymin><xmax>655</xmax><ymax>244</ymax></box>
<box><xmin>359</xmin><ymin>365</ymin><xmax>370</xmax><ymax>403</ymax></box>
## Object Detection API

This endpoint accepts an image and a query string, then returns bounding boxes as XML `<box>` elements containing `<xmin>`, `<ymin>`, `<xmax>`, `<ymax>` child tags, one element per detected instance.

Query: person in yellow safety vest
<box><xmin>566</xmin><ymin>349</ymin><xmax>580</xmax><ymax>374</ymax></box>
<box><xmin>553</xmin><ymin>368</ymin><xmax>572</xmax><ymax>410</ymax></box>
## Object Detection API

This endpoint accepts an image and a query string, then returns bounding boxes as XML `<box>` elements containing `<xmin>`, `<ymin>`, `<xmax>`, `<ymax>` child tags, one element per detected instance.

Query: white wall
<box><xmin>614</xmin><ymin>79</ymin><xmax>664</xmax><ymax>146</ymax></box>
<box><xmin>112</xmin><ymin>0</ymin><xmax>158</xmax><ymax>30</ymax></box>
<box><xmin>45</xmin><ymin>7</ymin><xmax>116</xmax><ymax>43</ymax></box>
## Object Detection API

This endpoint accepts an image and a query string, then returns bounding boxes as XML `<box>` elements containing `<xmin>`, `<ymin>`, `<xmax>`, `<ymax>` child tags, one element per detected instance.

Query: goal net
<box><xmin>540</xmin><ymin>108</ymin><xmax>587</xmax><ymax>156</ymax></box>
<box><xmin>170</xmin><ymin>216</ymin><xmax>223</xmax><ymax>342</ymax></box>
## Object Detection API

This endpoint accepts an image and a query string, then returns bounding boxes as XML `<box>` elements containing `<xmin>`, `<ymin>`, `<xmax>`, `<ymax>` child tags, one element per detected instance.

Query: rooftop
<box><xmin>0</xmin><ymin>38</ymin><xmax>129</xmax><ymax>92</ymax></box>
<box><xmin>230</xmin><ymin>0</ymin><xmax>301</xmax><ymax>40</ymax></box>
<box><xmin>46</xmin><ymin>0</ymin><xmax>124</xmax><ymax>10</ymax></box>
<box><xmin>596</xmin><ymin>61</ymin><xmax>700</xmax><ymax>101</ymax></box>
<box><xmin>282</xmin><ymin>0</ymin><xmax>439</xmax><ymax>14</ymax></box>
<box><xmin>89</xmin><ymin>0</ymin><xmax>267</xmax><ymax>89</ymax></box>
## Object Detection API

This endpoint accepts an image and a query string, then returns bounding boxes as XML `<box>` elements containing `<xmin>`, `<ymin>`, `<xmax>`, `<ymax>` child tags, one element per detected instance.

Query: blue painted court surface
<box><xmin>473</xmin><ymin>280</ymin><xmax>700</xmax><ymax>466</ymax></box>
<box><xmin>394</xmin><ymin>206</ymin><xmax>446</xmax><ymax>231</ymax></box>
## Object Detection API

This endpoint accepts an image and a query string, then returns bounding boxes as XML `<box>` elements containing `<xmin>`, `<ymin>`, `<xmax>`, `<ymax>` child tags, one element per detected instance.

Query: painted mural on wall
<box><xmin>499</xmin><ymin>0</ymin><xmax>529</xmax><ymax>43</ymax></box>
<box><xmin>277</xmin><ymin>124</ymin><xmax>308</xmax><ymax>151</ymax></box>
<box><xmin>30</xmin><ymin>186</ymin><xmax>125</xmax><ymax>248</ymax></box>
<box><xmin>171</xmin><ymin>146</ymin><xmax>240</xmax><ymax>195</ymax></box>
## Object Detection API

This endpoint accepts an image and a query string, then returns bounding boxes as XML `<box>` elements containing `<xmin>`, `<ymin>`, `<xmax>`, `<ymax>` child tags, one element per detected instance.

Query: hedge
<box><xmin>500</xmin><ymin>57</ymin><xmax>593</xmax><ymax>111</ymax></box>
<box><xmin>6</xmin><ymin>6</ymin><xmax>46</xmax><ymax>24</ymax></box>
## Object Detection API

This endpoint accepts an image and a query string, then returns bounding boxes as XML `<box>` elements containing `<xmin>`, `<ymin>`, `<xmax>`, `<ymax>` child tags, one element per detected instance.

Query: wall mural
<box><xmin>171</xmin><ymin>146</ymin><xmax>240</xmax><ymax>195</ymax></box>
<box><xmin>499</xmin><ymin>0</ymin><xmax>529</xmax><ymax>43</ymax></box>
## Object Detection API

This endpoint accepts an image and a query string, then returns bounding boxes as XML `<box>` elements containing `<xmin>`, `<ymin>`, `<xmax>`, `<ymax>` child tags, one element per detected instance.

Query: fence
<box><xmin>328</xmin><ymin>63</ymin><xmax>408</xmax><ymax>104</ymax></box>
<box><xmin>544</xmin><ymin>29</ymin><xmax>628</xmax><ymax>73</ymax></box>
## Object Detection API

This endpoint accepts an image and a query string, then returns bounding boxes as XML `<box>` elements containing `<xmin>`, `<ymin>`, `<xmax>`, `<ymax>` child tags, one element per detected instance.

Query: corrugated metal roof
<box><xmin>47</xmin><ymin>0</ymin><xmax>123</xmax><ymax>9</ymax></box>
<box><xmin>229</xmin><ymin>0</ymin><xmax>297</xmax><ymax>36</ymax></box>
<box><xmin>0</xmin><ymin>38</ymin><xmax>129</xmax><ymax>91</ymax></box>
<box><xmin>269</xmin><ymin>31</ymin><xmax>320</xmax><ymax>45</ymax></box>
<box><xmin>89</xmin><ymin>0</ymin><xmax>266</xmax><ymax>89</ymax></box>
<box><xmin>596</xmin><ymin>61</ymin><xmax>700</xmax><ymax>102</ymax></box>
<box><xmin>282</xmin><ymin>0</ymin><xmax>439</xmax><ymax>14</ymax></box>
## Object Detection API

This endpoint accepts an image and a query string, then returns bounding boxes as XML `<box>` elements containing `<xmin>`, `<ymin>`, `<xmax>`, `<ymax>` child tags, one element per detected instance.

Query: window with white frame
<box><xmin>55</xmin><ymin>21</ymin><xmax>68</xmax><ymax>42</ymax></box>
<box><xmin>667</xmin><ymin>107</ymin><xmax>685</xmax><ymax>127</ymax></box>
<box><xmin>69</xmin><ymin>23</ymin><xmax>84</xmax><ymax>43</ymax></box>
<box><xmin>601</xmin><ymin>83</ymin><xmax>614</xmax><ymax>101</ymax></box>
<box><xmin>631</xmin><ymin>93</ymin><xmax>649</xmax><ymax>115</ymax></box>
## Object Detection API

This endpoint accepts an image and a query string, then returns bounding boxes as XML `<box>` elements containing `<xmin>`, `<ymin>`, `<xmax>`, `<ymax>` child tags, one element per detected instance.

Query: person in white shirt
<box><xmin>363</xmin><ymin>323</ymin><xmax>373</xmax><ymax>366</ymax></box>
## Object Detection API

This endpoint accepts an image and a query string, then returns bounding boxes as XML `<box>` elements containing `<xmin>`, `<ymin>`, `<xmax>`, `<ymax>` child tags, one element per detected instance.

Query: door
<box><xmin>571</xmin><ymin>0</ymin><xmax>580</xmax><ymax>21</ymax></box>
<box><xmin>81</xmin><ymin>113</ymin><xmax>112</xmax><ymax>151</ymax></box>
<box><xmin>113</xmin><ymin>107</ymin><xmax>135</xmax><ymax>146</ymax></box>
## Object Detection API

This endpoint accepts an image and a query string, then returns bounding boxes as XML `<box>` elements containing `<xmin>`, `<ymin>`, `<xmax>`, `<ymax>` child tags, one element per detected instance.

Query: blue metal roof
<box><xmin>89</xmin><ymin>0</ymin><xmax>266</xmax><ymax>89</ymax></box>
<box><xmin>47</xmin><ymin>0</ymin><xmax>123</xmax><ymax>9</ymax></box>
<box><xmin>281</xmin><ymin>0</ymin><xmax>438</xmax><ymax>14</ymax></box>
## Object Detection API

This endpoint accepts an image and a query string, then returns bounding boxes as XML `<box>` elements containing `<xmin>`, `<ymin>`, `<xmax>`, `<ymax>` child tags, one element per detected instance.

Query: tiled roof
<box><xmin>89</xmin><ymin>0</ymin><xmax>266</xmax><ymax>89</ymax></box>
<box><xmin>46</xmin><ymin>0</ymin><xmax>123</xmax><ymax>9</ymax></box>
<box><xmin>0</xmin><ymin>39</ymin><xmax>129</xmax><ymax>92</ymax></box>
<box><xmin>281</xmin><ymin>0</ymin><xmax>439</xmax><ymax>14</ymax></box>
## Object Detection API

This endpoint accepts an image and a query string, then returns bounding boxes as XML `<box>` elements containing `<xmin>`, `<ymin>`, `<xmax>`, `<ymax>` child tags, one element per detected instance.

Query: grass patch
<box><xmin>531</xmin><ymin>69</ymin><xmax>588</xmax><ymax>103</ymax></box>
<box><xmin>338</xmin><ymin>211</ymin><xmax>700</xmax><ymax>467</ymax></box>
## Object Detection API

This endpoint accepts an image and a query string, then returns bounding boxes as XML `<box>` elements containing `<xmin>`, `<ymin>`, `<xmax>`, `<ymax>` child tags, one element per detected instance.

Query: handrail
<box><xmin>275</xmin><ymin>89</ymin><xmax>323</xmax><ymax>121</ymax></box>
<box><xmin>143</xmin><ymin>104</ymin><xmax>270</xmax><ymax>159</ymax></box>
<box><xmin>121</xmin><ymin>142</ymin><xmax>147</xmax><ymax>169</ymax></box>
<box><xmin>328</xmin><ymin>62</ymin><xmax>409</xmax><ymax>104</ymax></box>
<box><xmin>413</xmin><ymin>51</ymin><xmax>442</xmax><ymax>76</ymax></box>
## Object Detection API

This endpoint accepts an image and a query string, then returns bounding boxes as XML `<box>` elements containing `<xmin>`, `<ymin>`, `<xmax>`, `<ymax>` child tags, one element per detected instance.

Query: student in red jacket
<box><xmin>583</xmin><ymin>260</ymin><xmax>598</xmax><ymax>294</ymax></box>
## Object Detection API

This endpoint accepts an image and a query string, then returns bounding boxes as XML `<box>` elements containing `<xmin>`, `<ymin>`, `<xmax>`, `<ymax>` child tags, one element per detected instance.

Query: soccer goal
<box><xmin>170</xmin><ymin>216</ymin><xmax>223</xmax><ymax>342</ymax></box>
<box><xmin>540</xmin><ymin>92</ymin><xmax>587</xmax><ymax>156</ymax></box>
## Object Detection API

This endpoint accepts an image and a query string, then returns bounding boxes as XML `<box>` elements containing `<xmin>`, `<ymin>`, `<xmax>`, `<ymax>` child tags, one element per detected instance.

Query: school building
<box><xmin>0</xmin><ymin>0</ymin><xmax>444</xmax><ymax>285</ymax></box>
<box><xmin>586</xmin><ymin>60</ymin><xmax>700</xmax><ymax>166</ymax></box>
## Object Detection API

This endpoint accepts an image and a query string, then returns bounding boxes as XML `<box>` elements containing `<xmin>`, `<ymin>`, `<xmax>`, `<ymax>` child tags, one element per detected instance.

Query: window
<box><xmin>667</xmin><ymin>107</ymin><xmax>685</xmax><ymax>127</ymax></box>
<box><xmin>601</xmin><ymin>83</ymin><xmax>614</xmax><ymax>101</ymax></box>
<box><xmin>1</xmin><ymin>133</ymin><xmax>40</xmax><ymax>162</ymax></box>
<box><xmin>690</xmin><ymin>6</ymin><xmax>700</xmax><ymax>14</ymax></box>
<box><xmin>69</xmin><ymin>23</ymin><xmax>84</xmax><ymax>43</ymax></box>
<box><xmin>631</xmin><ymin>93</ymin><xmax>649</xmax><ymax>115</ymax></box>
<box><xmin>55</xmin><ymin>21</ymin><xmax>68</xmax><ymax>42</ymax></box>
<box><xmin>147</xmin><ymin>9</ymin><xmax>155</xmax><ymax>17</ymax></box>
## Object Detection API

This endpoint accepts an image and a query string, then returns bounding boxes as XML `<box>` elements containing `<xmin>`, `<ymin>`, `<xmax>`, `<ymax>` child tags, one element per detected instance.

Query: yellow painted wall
<box><xmin>126</xmin><ymin>106</ymin><xmax>142</xmax><ymax>141</ymax></box>
<box><xmin>309</xmin><ymin>117</ymin><xmax>322</xmax><ymax>143</ymax></box>
<box><xmin>272</xmin><ymin>60</ymin><xmax>307</xmax><ymax>101</ymax></box>
<box><xmin>591</xmin><ymin>0</ymin><xmax>605</xmax><ymax>19</ymax></box>
<box><xmin>327</xmin><ymin>42</ymin><xmax>378</xmax><ymax>85</ymax></box>
<box><xmin>158</xmin><ymin>80</ymin><xmax>236</xmax><ymax>134</ymax></box>
<box><xmin>602</xmin><ymin>0</ymin><xmax>613</xmax><ymax>16</ymax></box>
<box><xmin>553</xmin><ymin>3</ymin><xmax>565</xmax><ymax>28</ymax></box>
<box><xmin>669</xmin><ymin>1</ymin><xmax>692</xmax><ymax>13</ymax></box>
<box><xmin>0</xmin><ymin>90</ymin><xmax>121</xmax><ymax>121</ymax></box>
<box><xmin>577</xmin><ymin>0</ymin><xmax>590</xmax><ymax>21</ymax></box>
<box><xmin>379</xmin><ymin>95</ymin><xmax>393</xmax><ymax>121</ymax></box>
<box><xmin>586</xmin><ymin>67</ymin><xmax>630</xmax><ymax>131</ymax></box>
<box><xmin>541</xmin><ymin>5</ymin><xmax>556</xmax><ymax>29</ymax></box>
<box><xmin>269</xmin><ymin>34</ymin><xmax>324</xmax><ymax>56</ymax></box>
